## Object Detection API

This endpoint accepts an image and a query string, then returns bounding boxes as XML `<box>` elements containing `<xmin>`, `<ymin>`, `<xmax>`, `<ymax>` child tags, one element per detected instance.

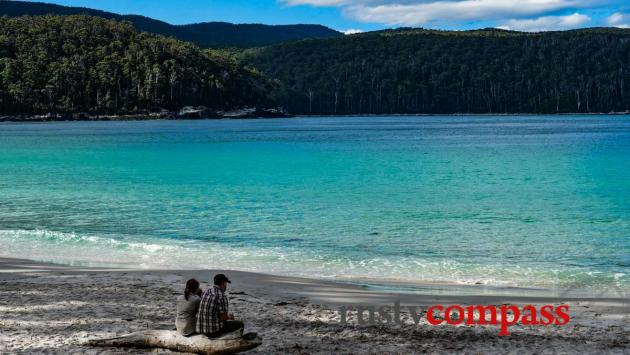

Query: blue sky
<box><xmin>23</xmin><ymin>0</ymin><xmax>630</xmax><ymax>33</ymax></box>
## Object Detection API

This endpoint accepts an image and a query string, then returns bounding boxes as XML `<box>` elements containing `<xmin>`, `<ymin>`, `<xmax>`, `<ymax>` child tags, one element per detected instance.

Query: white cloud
<box><xmin>607</xmin><ymin>12</ymin><xmax>630</xmax><ymax>28</ymax></box>
<box><xmin>343</xmin><ymin>28</ymin><xmax>364</xmax><ymax>34</ymax></box>
<box><xmin>348</xmin><ymin>1</ymin><xmax>589</xmax><ymax>26</ymax></box>
<box><xmin>499</xmin><ymin>12</ymin><xmax>591</xmax><ymax>32</ymax></box>
<box><xmin>280</xmin><ymin>0</ymin><xmax>614</xmax><ymax>28</ymax></box>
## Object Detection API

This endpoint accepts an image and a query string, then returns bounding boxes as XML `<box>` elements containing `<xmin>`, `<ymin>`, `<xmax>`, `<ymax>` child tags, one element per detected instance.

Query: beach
<box><xmin>3</xmin><ymin>0</ymin><xmax>630</xmax><ymax>351</ymax></box>
<box><xmin>1</xmin><ymin>117</ymin><xmax>629</xmax><ymax>353</ymax></box>
<box><xmin>1</xmin><ymin>257</ymin><xmax>628</xmax><ymax>354</ymax></box>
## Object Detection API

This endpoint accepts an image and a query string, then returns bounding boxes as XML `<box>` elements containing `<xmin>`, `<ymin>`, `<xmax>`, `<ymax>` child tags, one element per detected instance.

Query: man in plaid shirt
<box><xmin>196</xmin><ymin>273</ymin><xmax>244</xmax><ymax>337</ymax></box>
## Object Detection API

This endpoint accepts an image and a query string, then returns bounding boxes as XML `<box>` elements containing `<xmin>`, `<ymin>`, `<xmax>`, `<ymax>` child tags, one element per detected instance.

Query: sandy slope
<box><xmin>0</xmin><ymin>258</ymin><xmax>628</xmax><ymax>354</ymax></box>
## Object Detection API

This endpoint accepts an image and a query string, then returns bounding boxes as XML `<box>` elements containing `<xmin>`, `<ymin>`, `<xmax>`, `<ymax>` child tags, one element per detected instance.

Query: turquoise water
<box><xmin>1</xmin><ymin>116</ymin><xmax>629</xmax><ymax>295</ymax></box>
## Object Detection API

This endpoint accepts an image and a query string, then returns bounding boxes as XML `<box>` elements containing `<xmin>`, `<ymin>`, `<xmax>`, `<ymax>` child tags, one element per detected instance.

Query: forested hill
<box><xmin>243</xmin><ymin>28</ymin><xmax>630</xmax><ymax>115</ymax></box>
<box><xmin>0</xmin><ymin>1</ymin><xmax>342</xmax><ymax>48</ymax></box>
<box><xmin>0</xmin><ymin>15</ymin><xmax>276</xmax><ymax>116</ymax></box>
<box><xmin>4</xmin><ymin>11</ymin><xmax>630</xmax><ymax>118</ymax></box>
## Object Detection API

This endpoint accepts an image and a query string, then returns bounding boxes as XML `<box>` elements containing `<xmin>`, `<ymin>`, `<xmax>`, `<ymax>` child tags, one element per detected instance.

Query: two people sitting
<box><xmin>176</xmin><ymin>273</ymin><xmax>244</xmax><ymax>337</ymax></box>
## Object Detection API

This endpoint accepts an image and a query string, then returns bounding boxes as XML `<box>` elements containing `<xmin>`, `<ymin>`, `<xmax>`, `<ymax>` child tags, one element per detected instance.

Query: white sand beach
<box><xmin>0</xmin><ymin>257</ymin><xmax>628</xmax><ymax>354</ymax></box>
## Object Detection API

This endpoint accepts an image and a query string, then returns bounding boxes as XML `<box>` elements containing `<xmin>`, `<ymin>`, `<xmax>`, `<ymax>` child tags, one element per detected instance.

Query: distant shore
<box><xmin>0</xmin><ymin>107</ymin><xmax>291</xmax><ymax>122</ymax></box>
<box><xmin>1</xmin><ymin>111</ymin><xmax>629</xmax><ymax>123</ymax></box>
<box><xmin>1</xmin><ymin>257</ymin><xmax>628</xmax><ymax>354</ymax></box>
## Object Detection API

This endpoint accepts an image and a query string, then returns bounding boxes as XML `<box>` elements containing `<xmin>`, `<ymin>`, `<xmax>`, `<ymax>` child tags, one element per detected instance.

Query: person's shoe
<box><xmin>218</xmin><ymin>329</ymin><xmax>243</xmax><ymax>340</ymax></box>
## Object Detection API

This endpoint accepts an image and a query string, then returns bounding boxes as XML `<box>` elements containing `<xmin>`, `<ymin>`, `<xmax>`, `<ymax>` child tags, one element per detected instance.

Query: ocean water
<box><xmin>1</xmin><ymin>116</ymin><xmax>629</xmax><ymax>296</ymax></box>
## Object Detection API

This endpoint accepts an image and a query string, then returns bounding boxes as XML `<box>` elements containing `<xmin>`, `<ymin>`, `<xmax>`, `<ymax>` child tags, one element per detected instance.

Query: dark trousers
<box><xmin>222</xmin><ymin>320</ymin><xmax>244</xmax><ymax>334</ymax></box>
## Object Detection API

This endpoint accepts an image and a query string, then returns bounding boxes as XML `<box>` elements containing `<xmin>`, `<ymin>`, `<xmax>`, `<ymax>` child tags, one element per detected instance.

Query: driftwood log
<box><xmin>85</xmin><ymin>330</ymin><xmax>262</xmax><ymax>354</ymax></box>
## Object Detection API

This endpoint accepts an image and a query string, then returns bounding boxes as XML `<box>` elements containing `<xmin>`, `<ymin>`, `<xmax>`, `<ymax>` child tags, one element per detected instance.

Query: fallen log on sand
<box><xmin>85</xmin><ymin>330</ymin><xmax>262</xmax><ymax>354</ymax></box>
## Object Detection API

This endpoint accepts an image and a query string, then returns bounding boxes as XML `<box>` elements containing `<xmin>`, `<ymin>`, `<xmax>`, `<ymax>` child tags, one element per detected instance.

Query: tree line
<box><xmin>0</xmin><ymin>15</ymin><xmax>275</xmax><ymax>116</ymax></box>
<box><xmin>3</xmin><ymin>15</ymin><xmax>630</xmax><ymax>118</ymax></box>
<box><xmin>242</xmin><ymin>28</ymin><xmax>630</xmax><ymax>114</ymax></box>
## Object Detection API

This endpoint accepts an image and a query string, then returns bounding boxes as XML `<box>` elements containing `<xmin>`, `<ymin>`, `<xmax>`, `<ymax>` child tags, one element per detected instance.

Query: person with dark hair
<box><xmin>176</xmin><ymin>278</ymin><xmax>202</xmax><ymax>336</ymax></box>
<box><xmin>196</xmin><ymin>274</ymin><xmax>244</xmax><ymax>337</ymax></box>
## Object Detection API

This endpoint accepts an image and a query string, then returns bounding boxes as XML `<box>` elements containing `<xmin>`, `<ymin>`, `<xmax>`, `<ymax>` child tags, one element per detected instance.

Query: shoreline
<box><xmin>1</xmin><ymin>111</ymin><xmax>629</xmax><ymax>123</ymax></box>
<box><xmin>1</xmin><ymin>257</ymin><xmax>628</xmax><ymax>353</ymax></box>
<box><xmin>4</xmin><ymin>256</ymin><xmax>624</xmax><ymax>300</ymax></box>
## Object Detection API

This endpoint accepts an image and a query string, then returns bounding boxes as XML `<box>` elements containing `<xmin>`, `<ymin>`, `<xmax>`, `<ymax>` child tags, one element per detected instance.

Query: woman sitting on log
<box><xmin>176</xmin><ymin>278</ymin><xmax>203</xmax><ymax>336</ymax></box>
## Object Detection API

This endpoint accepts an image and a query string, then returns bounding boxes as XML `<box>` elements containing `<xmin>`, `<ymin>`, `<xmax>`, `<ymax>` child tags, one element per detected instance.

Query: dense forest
<box><xmin>4</xmin><ymin>8</ymin><xmax>630</xmax><ymax>118</ymax></box>
<box><xmin>0</xmin><ymin>15</ymin><xmax>276</xmax><ymax>116</ymax></box>
<box><xmin>0</xmin><ymin>1</ymin><xmax>342</xmax><ymax>48</ymax></box>
<box><xmin>243</xmin><ymin>28</ymin><xmax>630</xmax><ymax>114</ymax></box>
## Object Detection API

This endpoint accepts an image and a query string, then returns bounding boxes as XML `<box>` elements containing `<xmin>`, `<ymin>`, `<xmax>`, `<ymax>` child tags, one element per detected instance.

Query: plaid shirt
<box><xmin>196</xmin><ymin>285</ymin><xmax>229</xmax><ymax>335</ymax></box>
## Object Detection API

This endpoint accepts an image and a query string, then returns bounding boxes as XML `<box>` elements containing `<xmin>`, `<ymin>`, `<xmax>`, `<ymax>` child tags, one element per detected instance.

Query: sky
<box><xmin>22</xmin><ymin>0</ymin><xmax>630</xmax><ymax>33</ymax></box>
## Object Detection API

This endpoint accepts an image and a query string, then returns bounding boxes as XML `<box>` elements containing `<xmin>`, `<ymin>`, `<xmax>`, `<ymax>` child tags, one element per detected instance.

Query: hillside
<box><xmin>0</xmin><ymin>15</ymin><xmax>276</xmax><ymax>117</ymax></box>
<box><xmin>0</xmin><ymin>1</ymin><xmax>342</xmax><ymax>48</ymax></box>
<box><xmin>242</xmin><ymin>28</ymin><xmax>630</xmax><ymax>115</ymax></box>
<box><xmin>4</xmin><ymin>3</ymin><xmax>630</xmax><ymax>117</ymax></box>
